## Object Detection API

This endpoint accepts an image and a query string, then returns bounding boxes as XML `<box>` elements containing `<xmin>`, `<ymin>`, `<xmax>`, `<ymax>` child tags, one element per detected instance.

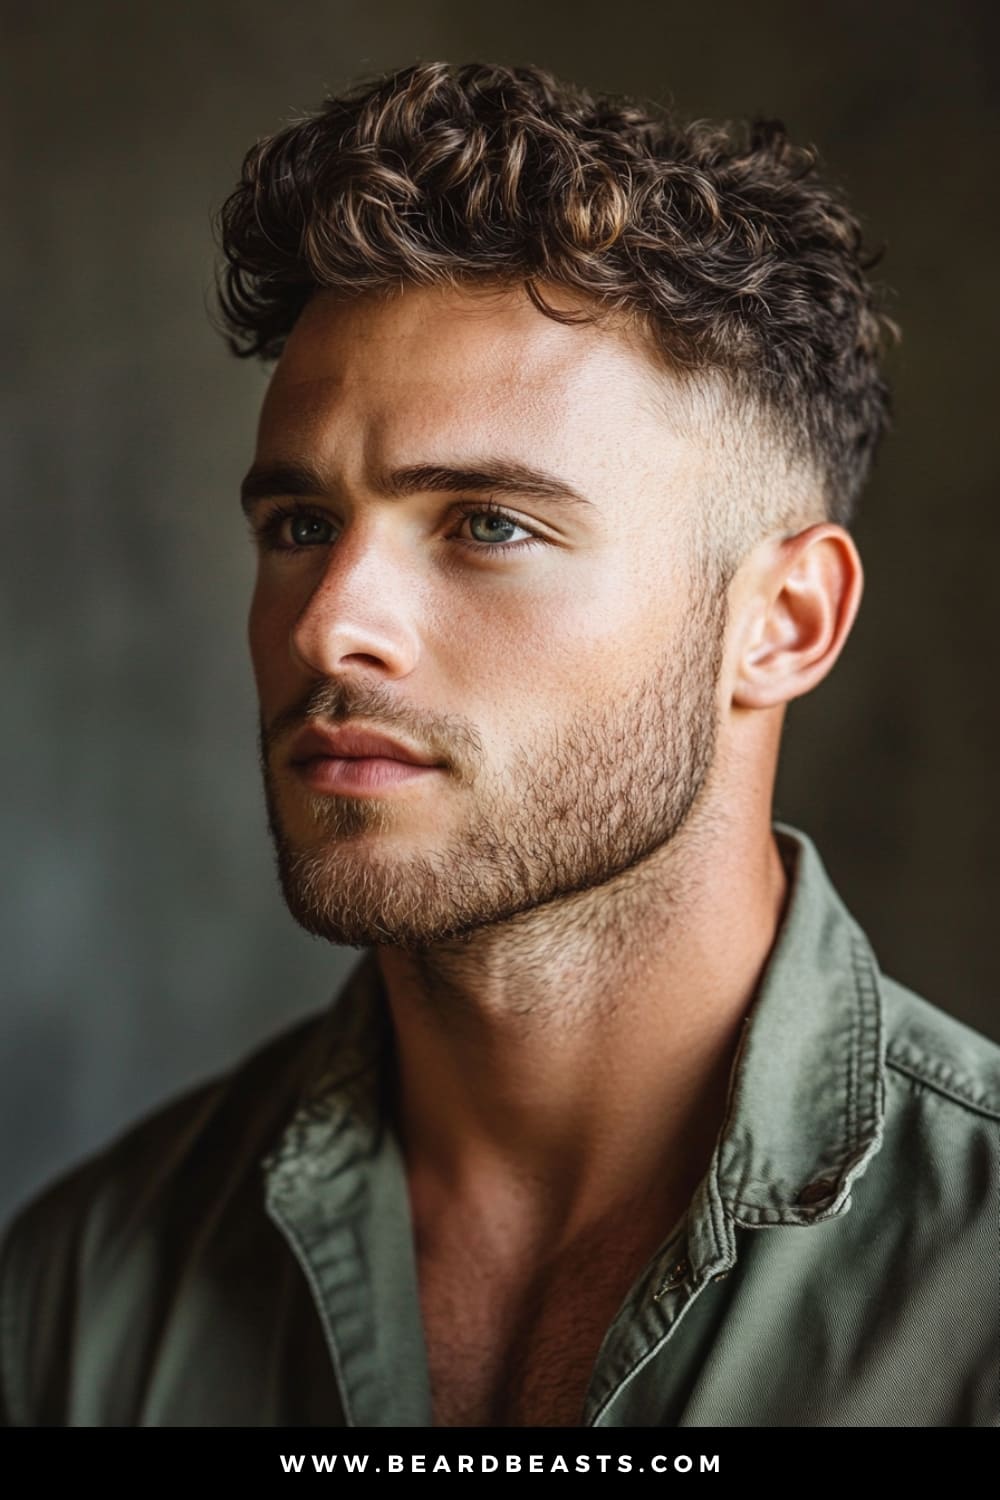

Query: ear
<box><xmin>731</xmin><ymin>524</ymin><xmax>864</xmax><ymax>710</ymax></box>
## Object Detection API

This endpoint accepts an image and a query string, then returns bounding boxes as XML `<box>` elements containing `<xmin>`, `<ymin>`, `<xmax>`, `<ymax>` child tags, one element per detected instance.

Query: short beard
<box><xmin>260</xmin><ymin>573</ymin><xmax>729</xmax><ymax>952</ymax></box>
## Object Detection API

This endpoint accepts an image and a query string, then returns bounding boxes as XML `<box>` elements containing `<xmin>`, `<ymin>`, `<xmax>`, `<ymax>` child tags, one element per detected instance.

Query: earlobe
<box><xmin>732</xmin><ymin>525</ymin><xmax>864</xmax><ymax>710</ymax></box>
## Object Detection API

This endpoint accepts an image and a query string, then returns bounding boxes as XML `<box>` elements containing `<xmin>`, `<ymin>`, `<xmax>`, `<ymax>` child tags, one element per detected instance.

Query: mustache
<box><xmin>260</xmin><ymin>677</ymin><xmax>484</xmax><ymax>780</ymax></box>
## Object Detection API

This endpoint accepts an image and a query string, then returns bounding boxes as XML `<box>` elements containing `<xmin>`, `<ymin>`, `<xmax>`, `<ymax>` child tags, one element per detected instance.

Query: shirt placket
<box><xmin>264</xmin><ymin>1090</ymin><xmax>433</xmax><ymax>1427</ymax></box>
<box><xmin>582</xmin><ymin>1166</ymin><xmax>738</xmax><ymax>1426</ymax></box>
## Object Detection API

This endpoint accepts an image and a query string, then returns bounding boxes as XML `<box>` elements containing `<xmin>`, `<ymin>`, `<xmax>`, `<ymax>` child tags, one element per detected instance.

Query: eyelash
<box><xmin>248</xmin><ymin>500</ymin><xmax>543</xmax><ymax>558</ymax></box>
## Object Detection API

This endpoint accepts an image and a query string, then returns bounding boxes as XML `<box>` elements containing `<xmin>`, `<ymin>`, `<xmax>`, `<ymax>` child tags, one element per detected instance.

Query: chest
<box><xmin>416</xmin><ymin>1236</ymin><xmax>650</xmax><ymax>1427</ymax></box>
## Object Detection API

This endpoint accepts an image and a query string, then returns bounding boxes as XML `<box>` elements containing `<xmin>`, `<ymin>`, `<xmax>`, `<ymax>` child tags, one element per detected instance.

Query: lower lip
<box><xmin>293</xmin><ymin>756</ymin><xmax>443</xmax><ymax>794</ymax></box>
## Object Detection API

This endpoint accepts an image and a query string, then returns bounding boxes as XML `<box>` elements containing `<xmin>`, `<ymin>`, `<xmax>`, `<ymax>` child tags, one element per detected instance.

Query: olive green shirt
<box><xmin>2</xmin><ymin>825</ymin><xmax>998</xmax><ymax>1426</ymax></box>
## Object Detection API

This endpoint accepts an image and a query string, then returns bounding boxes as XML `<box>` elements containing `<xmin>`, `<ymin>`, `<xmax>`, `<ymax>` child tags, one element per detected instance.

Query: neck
<box><xmin>377</xmin><ymin>798</ymin><xmax>789</xmax><ymax>1252</ymax></box>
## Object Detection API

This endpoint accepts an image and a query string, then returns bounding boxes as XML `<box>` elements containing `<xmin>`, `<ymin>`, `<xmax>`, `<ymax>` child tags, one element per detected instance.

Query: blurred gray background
<box><xmin>4</xmin><ymin>0</ymin><xmax>997</xmax><ymax>1221</ymax></box>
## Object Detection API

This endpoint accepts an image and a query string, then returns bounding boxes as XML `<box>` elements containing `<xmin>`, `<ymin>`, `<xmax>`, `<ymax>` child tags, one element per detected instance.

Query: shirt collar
<box><xmin>261</xmin><ymin>951</ymin><xmax>391</xmax><ymax>1214</ymax></box>
<box><xmin>684</xmin><ymin>822</ymin><xmax>886</xmax><ymax>1286</ymax></box>
<box><xmin>263</xmin><ymin>823</ymin><xmax>887</xmax><ymax>1272</ymax></box>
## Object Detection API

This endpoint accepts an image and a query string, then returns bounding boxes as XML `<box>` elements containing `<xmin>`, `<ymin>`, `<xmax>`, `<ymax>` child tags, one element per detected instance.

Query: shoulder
<box><xmin>0</xmin><ymin>1008</ymin><xmax>327</xmax><ymax>1426</ymax></box>
<box><xmin>5</xmin><ymin>1004</ymin><xmax>330</xmax><ymax>1237</ymax></box>
<box><xmin>871</xmin><ymin>974</ymin><xmax>999</xmax><ymax>1267</ymax></box>
<box><xmin>872</xmin><ymin>975</ymin><xmax>998</xmax><ymax>1238</ymax></box>
<box><xmin>879</xmin><ymin>974</ymin><xmax>1000</xmax><ymax>1120</ymax></box>
<box><xmin>859</xmin><ymin>975</ymin><xmax>998</xmax><ymax>1421</ymax></box>
<box><xmin>863</xmin><ymin>978</ymin><xmax>998</xmax><ymax>1421</ymax></box>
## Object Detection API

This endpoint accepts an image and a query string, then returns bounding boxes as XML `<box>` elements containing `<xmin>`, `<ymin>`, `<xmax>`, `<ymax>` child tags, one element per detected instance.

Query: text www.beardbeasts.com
<box><xmin>280</xmin><ymin>1454</ymin><xmax>720</xmax><ymax>1474</ymax></box>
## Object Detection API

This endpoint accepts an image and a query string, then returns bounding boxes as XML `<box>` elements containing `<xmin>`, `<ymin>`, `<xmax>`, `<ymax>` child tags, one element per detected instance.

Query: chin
<box><xmin>275</xmin><ymin>868</ymin><xmax>478</xmax><ymax>950</ymax></box>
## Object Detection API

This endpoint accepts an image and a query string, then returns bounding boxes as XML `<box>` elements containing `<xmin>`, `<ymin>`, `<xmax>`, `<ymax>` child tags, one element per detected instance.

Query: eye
<box><xmin>286</xmin><ymin>513</ymin><xmax>335</xmax><ymax>546</ymax></box>
<box><xmin>466</xmin><ymin>511</ymin><xmax>527</xmax><ymax>544</ymax></box>
<box><xmin>452</xmin><ymin>502</ymin><xmax>540</xmax><ymax>555</ymax></box>
<box><xmin>250</xmin><ymin>504</ymin><xmax>337</xmax><ymax>552</ymax></box>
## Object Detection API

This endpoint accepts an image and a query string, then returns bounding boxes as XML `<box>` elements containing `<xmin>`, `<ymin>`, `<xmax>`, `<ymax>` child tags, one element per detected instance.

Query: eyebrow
<box><xmin>239</xmin><ymin>458</ymin><xmax>596</xmax><ymax>515</ymax></box>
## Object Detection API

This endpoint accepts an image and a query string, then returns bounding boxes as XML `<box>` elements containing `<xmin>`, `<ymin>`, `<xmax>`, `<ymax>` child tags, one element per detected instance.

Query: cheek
<box><xmin>247</xmin><ymin>577</ymin><xmax>296</xmax><ymax>701</ymax></box>
<box><xmin>433</xmin><ymin>552</ymin><xmax>662</xmax><ymax>710</ymax></box>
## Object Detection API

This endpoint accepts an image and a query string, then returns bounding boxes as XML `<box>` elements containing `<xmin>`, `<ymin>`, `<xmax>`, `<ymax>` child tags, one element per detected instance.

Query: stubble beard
<box><xmin>260</xmin><ymin>584</ymin><xmax>728</xmax><ymax>952</ymax></box>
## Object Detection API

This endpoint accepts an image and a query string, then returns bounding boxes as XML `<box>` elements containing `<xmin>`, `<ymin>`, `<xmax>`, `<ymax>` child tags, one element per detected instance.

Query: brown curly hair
<box><xmin>216</xmin><ymin>61</ymin><xmax>896</xmax><ymax>535</ymax></box>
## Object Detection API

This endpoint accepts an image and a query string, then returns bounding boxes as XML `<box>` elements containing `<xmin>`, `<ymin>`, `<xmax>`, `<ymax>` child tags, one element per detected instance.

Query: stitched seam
<box><xmin>885</xmin><ymin>1056</ymin><xmax>1000</xmax><ymax>1121</ymax></box>
<box><xmin>730</xmin><ymin>1200</ymin><xmax>809</xmax><ymax>1214</ymax></box>
<box><xmin>850</xmin><ymin>934</ymin><xmax>883</xmax><ymax>1157</ymax></box>
<box><xmin>843</xmin><ymin>939</ymin><xmax>860</xmax><ymax>1162</ymax></box>
<box><xmin>710</xmin><ymin>1158</ymin><xmax>729</xmax><ymax>1262</ymax></box>
<box><xmin>732</xmin><ymin>1211</ymin><xmax>807</xmax><ymax>1227</ymax></box>
<box><xmin>707</xmin><ymin>1133</ymin><xmax>731</xmax><ymax>1265</ymax></box>
<box><xmin>587</xmin><ymin>1277</ymin><xmax>711</xmax><ymax>1427</ymax></box>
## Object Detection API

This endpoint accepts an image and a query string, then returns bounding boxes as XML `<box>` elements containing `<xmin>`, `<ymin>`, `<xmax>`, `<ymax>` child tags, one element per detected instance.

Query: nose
<box><xmin>289</xmin><ymin>526</ymin><xmax>422</xmax><ymax>682</ymax></box>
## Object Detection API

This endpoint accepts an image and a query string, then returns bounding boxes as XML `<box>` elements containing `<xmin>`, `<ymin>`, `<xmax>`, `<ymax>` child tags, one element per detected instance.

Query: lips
<box><xmin>288</xmin><ymin>723</ymin><xmax>442</xmax><ymax>767</ymax></box>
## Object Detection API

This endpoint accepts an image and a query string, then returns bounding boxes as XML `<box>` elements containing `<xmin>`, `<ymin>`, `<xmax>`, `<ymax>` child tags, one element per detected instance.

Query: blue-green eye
<box><xmin>454</xmin><ymin>503</ymin><xmax>536</xmax><ymax>552</ymax></box>
<box><xmin>250</xmin><ymin>499</ymin><xmax>540</xmax><ymax>559</ymax></box>
<box><xmin>466</xmin><ymin>511</ymin><xmax>523</xmax><ymax>544</ymax></box>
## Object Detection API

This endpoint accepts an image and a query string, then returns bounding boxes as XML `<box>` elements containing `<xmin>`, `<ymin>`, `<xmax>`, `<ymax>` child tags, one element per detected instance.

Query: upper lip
<box><xmin>288</xmin><ymin>723</ymin><xmax>442</xmax><ymax>767</ymax></box>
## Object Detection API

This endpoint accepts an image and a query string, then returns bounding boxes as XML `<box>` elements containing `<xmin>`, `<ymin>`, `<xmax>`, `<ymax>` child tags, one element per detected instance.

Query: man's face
<box><xmin>245</xmin><ymin>283</ymin><xmax>731</xmax><ymax>949</ymax></box>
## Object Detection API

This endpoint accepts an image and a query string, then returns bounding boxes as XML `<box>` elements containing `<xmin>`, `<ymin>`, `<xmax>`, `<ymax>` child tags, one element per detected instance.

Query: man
<box><xmin>2</xmin><ymin>61</ymin><xmax>997</xmax><ymax>1429</ymax></box>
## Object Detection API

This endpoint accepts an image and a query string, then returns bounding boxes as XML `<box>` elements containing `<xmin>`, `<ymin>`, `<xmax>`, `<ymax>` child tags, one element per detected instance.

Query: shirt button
<box><xmin>653</xmin><ymin>1257</ymin><xmax>689</xmax><ymax>1299</ymax></box>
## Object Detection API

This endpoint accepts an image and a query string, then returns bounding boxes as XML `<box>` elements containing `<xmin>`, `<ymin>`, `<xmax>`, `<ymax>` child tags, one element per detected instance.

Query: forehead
<box><xmin>256</xmin><ymin>282</ymin><xmax>694</xmax><ymax>483</ymax></box>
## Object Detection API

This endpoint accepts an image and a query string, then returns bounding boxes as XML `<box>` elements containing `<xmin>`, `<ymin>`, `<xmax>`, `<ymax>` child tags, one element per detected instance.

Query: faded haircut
<box><xmin>215</xmin><ymin>61</ymin><xmax>897</xmax><ymax>572</ymax></box>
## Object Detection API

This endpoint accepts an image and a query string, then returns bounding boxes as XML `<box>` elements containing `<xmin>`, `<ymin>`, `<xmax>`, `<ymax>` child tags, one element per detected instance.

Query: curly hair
<box><xmin>216</xmin><ymin>61</ymin><xmax>897</xmax><ymax>534</ymax></box>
